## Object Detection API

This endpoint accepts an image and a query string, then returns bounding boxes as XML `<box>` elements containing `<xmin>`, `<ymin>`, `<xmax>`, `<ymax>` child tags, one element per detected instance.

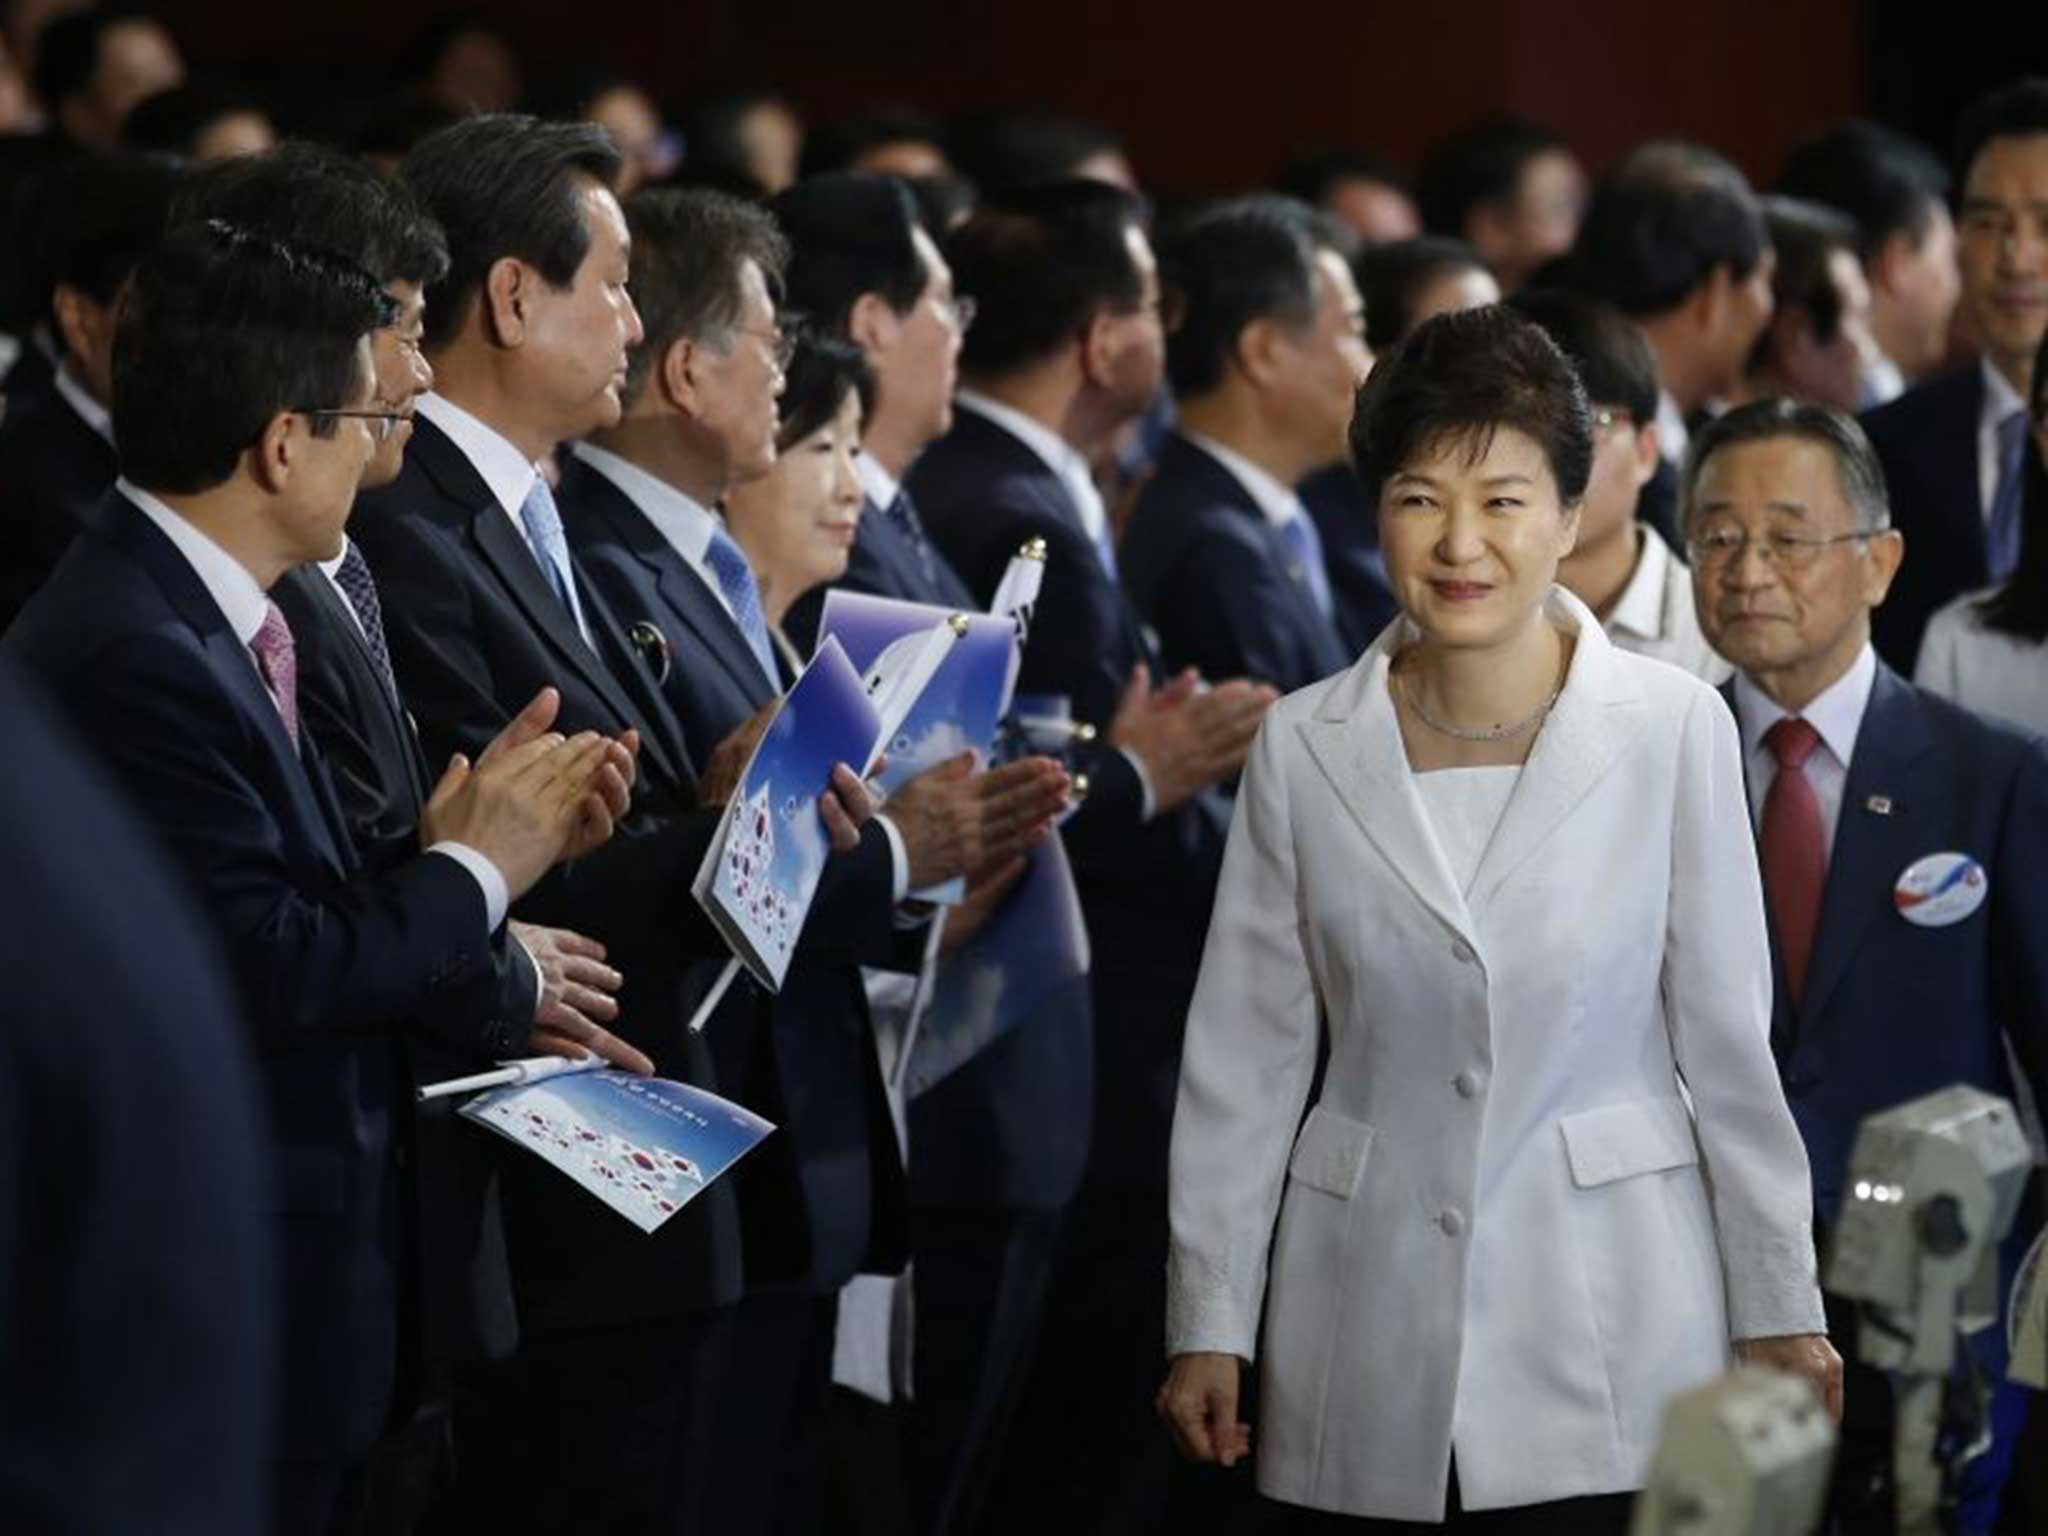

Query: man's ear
<box><xmin>49</xmin><ymin>284</ymin><xmax>102</xmax><ymax>373</ymax></box>
<box><xmin>1079</xmin><ymin>307</ymin><xmax>1120</xmax><ymax>386</ymax></box>
<box><xmin>1863</xmin><ymin>526</ymin><xmax>1906</xmax><ymax>608</ymax></box>
<box><xmin>1233</xmin><ymin>316</ymin><xmax>1287</xmax><ymax>389</ymax></box>
<box><xmin>1692</xmin><ymin>264</ymin><xmax>1735</xmax><ymax>339</ymax></box>
<box><xmin>657</xmin><ymin>333</ymin><xmax>701</xmax><ymax>416</ymax></box>
<box><xmin>847</xmin><ymin>291</ymin><xmax>897</xmax><ymax>358</ymax></box>
<box><xmin>1867</xmin><ymin>229</ymin><xmax>1912</xmax><ymax>300</ymax></box>
<box><xmin>482</xmin><ymin>257</ymin><xmax>533</xmax><ymax>348</ymax></box>
<box><xmin>249</xmin><ymin>410</ymin><xmax>298</xmax><ymax>494</ymax></box>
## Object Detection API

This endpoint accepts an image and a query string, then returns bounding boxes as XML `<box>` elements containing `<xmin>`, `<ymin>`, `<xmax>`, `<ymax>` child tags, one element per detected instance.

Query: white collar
<box><xmin>416</xmin><ymin>391</ymin><xmax>539</xmax><ymax>522</ymax></box>
<box><xmin>1178</xmin><ymin>430</ymin><xmax>1302</xmax><ymax>527</ymax></box>
<box><xmin>1654</xmin><ymin>389</ymin><xmax>1689</xmax><ymax>464</ymax></box>
<box><xmin>52</xmin><ymin>364</ymin><xmax>114</xmax><ymax>446</ymax></box>
<box><xmin>1980</xmin><ymin>357</ymin><xmax>2026</xmax><ymax>434</ymax></box>
<box><xmin>119</xmin><ymin>478</ymin><xmax>271</xmax><ymax>646</ymax></box>
<box><xmin>572</xmin><ymin>441</ymin><xmax>722</xmax><ymax>568</ymax></box>
<box><xmin>316</xmin><ymin>537</ymin><xmax>350</xmax><ymax>579</ymax></box>
<box><xmin>1605</xmin><ymin>523</ymin><xmax>1673</xmax><ymax>642</ymax></box>
<box><xmin>1732</xmin><ymin>642</ymin><xmax>1877</xmax><ymax>773</ymax></box>
<box><xmin>855</xmin><ymin>450</ymin><xmax>902</xmax><ymax>512</ymax></box>
<box><xmin>955</xmin><ymin>389</ymin><xmax>1106</xmax><ymax>536</ymax></box>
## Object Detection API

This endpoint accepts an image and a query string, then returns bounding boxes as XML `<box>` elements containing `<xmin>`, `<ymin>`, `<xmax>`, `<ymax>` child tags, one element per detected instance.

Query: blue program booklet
<box><xmin>821</xmin><ymin>590</ymin><xmax>1019</xmax><ymax>903</ymax></box>
<box><xmin>693</xmin><ymin>634</ymin><xmax>880</xmax><ymax>991</ymax></box>
<box><xmin>460</xmin><ymin>1070</ymin><xmax>774</xmax><ymax>1234</ymax></box>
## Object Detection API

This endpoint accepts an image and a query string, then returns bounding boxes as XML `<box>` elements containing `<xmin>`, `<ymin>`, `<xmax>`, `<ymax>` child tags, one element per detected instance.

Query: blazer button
<box><xmin>1453</xmin><ymin>1070</ymin><xmax>1483</xmax><ymax>1100</ymax></box>
<box><xmin>1450</xmin><ymin>939</ymin><xmax>1477</xmax><ymax>966</ymax></box>
<box><xmin>1438</xmin><ymin>1208</ymin><xmax>1466</xmax><ymax>1237</ymax></box>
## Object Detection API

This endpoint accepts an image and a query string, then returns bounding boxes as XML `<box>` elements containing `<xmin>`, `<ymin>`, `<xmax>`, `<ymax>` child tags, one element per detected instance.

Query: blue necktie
<box><xmin>518</xmin><ymin>477</ymin><xmax>592</xmax><ymax>643</ymax></box>
<box><xmin>1279</xmin><ymin>506</ymin><xmax>1336</xmax><ymax>621</ymax></box>
<box><xmin>1987</xmin><ymin>408</ymin><xmax>2027</xmax><ymax>584</ymax></box>
<box><xmin>885</xmin><ymin>488</ymin><xmax>942</xmax><ymax>593</ymax></box>
<box><xmin>703</xmin><ymin>523</ymin><xmax>779</xmax><ymax>688</ymax></box>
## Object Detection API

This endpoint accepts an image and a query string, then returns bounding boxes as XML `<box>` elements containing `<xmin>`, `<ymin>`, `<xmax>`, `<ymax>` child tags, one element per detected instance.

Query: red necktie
<box><xmin>1760</xmin><ymin>717</ymin><xmax>1825</xmax><ymax>1006</ymax></box>
<box><xmin>250</xmin><ymin>600</ymin><xmax>300</xmax><ymax>750</ymax></box>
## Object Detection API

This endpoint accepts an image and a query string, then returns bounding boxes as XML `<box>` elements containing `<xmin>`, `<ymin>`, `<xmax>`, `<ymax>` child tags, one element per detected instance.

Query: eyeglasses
<box><xmin>933</xmin><ymin>293</ymin><xmax>977</xmax><ymax>335</ymax></box>
<box><xmin>296</xmin><ymin>407</ymin><xmax>412</xmax><ymax>443</ymax></box>
<box><xmin>732</xmin><ymin>325</ymin><xmax>798</xmax><ymax>372</ymax></box>
<box><xmin>1687</xmin><ymin>526</ymin><xmax>1883</xmax><ymax>571</ymax></box>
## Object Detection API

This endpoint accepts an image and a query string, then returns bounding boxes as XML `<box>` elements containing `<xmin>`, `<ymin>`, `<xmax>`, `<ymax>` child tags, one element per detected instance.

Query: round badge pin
<box><xmin>1893</xmin><ymin>851</ymin><xmax>1989</xmax><ymax>929</ymax></box>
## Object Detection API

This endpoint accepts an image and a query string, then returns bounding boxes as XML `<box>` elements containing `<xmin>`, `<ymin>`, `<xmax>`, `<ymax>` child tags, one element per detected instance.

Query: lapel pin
<box><xmin>628</xmin><ymin>620</ymin><xmax>671</xmax><ymax>685</ymax></box>
<box><xmin>1865</xmin><ymin>794</ymin><xmax>1894</xmax><ymax>816</ymax></box>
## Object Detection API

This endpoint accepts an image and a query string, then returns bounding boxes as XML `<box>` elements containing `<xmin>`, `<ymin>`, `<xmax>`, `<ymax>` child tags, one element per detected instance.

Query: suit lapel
<box><xmin>1298</xmin><ymin>651</ymin><xmax>1476</xmax><ymax>949</ymax></box>
<box><xmin>295</xmin><ymin>563</ymin><xmax>432</xmax><ymax>807</ymax></box>
<box><xmin>1799</xmin><ymin>666</ymin><xmax>1932</xmax><ymax>1027</ymax></box>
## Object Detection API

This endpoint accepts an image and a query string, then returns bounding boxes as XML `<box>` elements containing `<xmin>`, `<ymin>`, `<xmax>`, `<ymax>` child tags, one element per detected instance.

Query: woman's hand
<box><xmin>1156</xmin><ymin>1352</ymin><xmax>1252</xmax><ymax>1466</ymax></box>
<box><xmin>1735</xmin><ymin>1333</ymin><xmax>1844</xmax><ymax>1422</ymax></box>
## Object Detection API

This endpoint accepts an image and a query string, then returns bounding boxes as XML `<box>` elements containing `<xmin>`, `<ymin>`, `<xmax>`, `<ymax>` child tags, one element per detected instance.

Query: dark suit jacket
<box><xmin>273</xmin><ymin>561</ymin><xmax>536</xmax><ymax>1376</ymax></box>
<box><xmin>0</xmin><ymin>382</ymin><xmax>117</xmax><ymax>631</ymax></box>
<box><xmin>1730</xmin><ymin>665</ymin><xmax>2048</xmax><ymax>1223</ymax></box>
<box><xmin>783</xmin><ymin>482</ymin><xmax>980</xmax><ymax>655</ymax></box>
<box><xmin>352</xmin><ymin>415</ymin><xmax>902</xmax><ymax>1319</ymax></box>
<box><xmin>1122</xmin><ymin>433</ymin><xmax>1353</xmax><ymax>692</ymax></box>
<box><xmin>1298</xmin><ymin>462</ymin><xmax>1399</xmax><ymax>656</ymax></box>
<box><xmin>910</xmin><ymin>408</ymin><xmax>1232</xmax><ymax>1192</ymax></box>
<box><xmin>1636</xmin><ymin>454</ymin><xmax>1684</xmax><ymax>558</ymax></box>
<box><xmin>5</xmin><ymin>493</ymin><xmax>520</xmax><ymax>1462</ymax></box>
<box><xmin>1861</xmin><ymin>367</ymin><xmax>1989</xmax><ymax>674</ymax></box>
<box><xmin>560</xmin><ymin>454</ymin><xmax>909</xmax><ymax>1290</ymax></box>
<box><xmin>0</xmin><ymin>662</ymin><xmax>269</xmax><ymax>1536</ymax></box>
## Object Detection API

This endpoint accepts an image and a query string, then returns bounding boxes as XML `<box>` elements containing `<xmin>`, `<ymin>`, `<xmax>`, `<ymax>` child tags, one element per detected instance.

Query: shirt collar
<box><xmin>1980</xmin><ymin>357</ymin><xmax>2026</xmax><ymax>434</ymax></box>
<box><xmin>855</xmin><ymin>450</ymin><xmax>901</xmax><ymax>513</ymax></box>
<box><xmin>1177</xmin><ymin>430</ymin><xmax>1303</xmax><ymax>526</ymax></box>
<box><xmin>1731</xmin><ymin>641</ymin><xmax>1877</xmax><ymax>774</ymax></box>
<box><xmin>1654</xmin><ymin>389</ymin><xmax>1689</xmax><ymax>463</ymax></box>
<box><xmin>118</xmin><ymin>477</ymin><xmax>271</xmax><ymax>645</ymax></box>
<box><xmin>1605</xmin><ymin>523</ymin><xmax>1672</xmax><ymax>641</ymax></box>
<box><xmin>955</xmin><ymin>389</ymin><xmax>1105</xmax><ymax>534</ymax></box>
<box><xmin>52</xmin><ymin>364</ymin><xmax>114</xmax><ymax>445</ymax></box>
<box><xmin>572</xmin><ymin>441</ymin><xmax>721</xmax><ymax>568</ymax></box>
<box><xmin>416</xmin><ymin>391</ymin><xmax>539</xmax><ymax>522</ymax></box>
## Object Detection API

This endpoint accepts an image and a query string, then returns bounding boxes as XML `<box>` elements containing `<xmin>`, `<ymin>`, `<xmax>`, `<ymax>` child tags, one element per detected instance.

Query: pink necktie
<box><xmin>1761</xmin><ymin>717</ymin><xmax>1825</xmax><ymax>1006</ymax></box>
<box><xmin>250</xmin><ymin>600</ymin><xmax>300</xmax><ymax>750</ymax></box>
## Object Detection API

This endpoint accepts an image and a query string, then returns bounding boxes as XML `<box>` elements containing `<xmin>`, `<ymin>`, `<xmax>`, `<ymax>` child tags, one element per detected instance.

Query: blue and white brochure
<box><xmin>692</xmin><ymin>635</ymin><xmax>881</xmax><ymax>990</ymax></box>
<box><xmin>460</xmin><ymin>1070</ymin><xmax>774</xmax><ymax>1234</ymax></box>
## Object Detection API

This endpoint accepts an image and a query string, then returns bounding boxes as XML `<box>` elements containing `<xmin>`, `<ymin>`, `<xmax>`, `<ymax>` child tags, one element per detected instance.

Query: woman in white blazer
<box><xmin>1158</xmin><ymin>308</ymin><xmax>1838</xmax><ymax>1530</ymax></box>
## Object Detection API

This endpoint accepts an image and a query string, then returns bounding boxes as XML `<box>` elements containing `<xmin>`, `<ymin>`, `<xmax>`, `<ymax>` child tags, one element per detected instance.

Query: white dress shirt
<box><xmin>856</xmin><ymin>449</ymin><xmax>902</xmax><ymax>513</ymax></box>
<box><xmin>1603</xmin><ymin>524</ymin><xmax>1732</xmax><ymax>684</ymax></box>
<box><xmin>1977</xmin><ymin>359</ymin><xmax>2027</xmax><ymax>520</ymax></box>
<box><xmin>52</xmin><ymin>363</ymin><xmax>114</xmax><ymax>445</ymax></box>
<box><xmin>121</xmin><ymin>481</ymin><xmax>510</xmax><ymax>931</ymax></box>
<box><xmin>1179</xmin><ymin>430</ymin><xmax>1306</xmax><ymax>531</ymax></box>
<box><xmin>416</xmin><ymin>391</ymin><xmax>594</xmax><ymax>648</ymax></box>
<box><xmin>955</xmin><ymin>390</ymin><xmax>1110</xmax><ymax>554</ymax></box>
<box><xmin>1730</xmin><ymin>642</ymin><xmax>1878</xmax><ymax>855</ymax></box>
<box><xmin>1916</xmin><ymin>589</ymin><xmax>2048</xmax><ymax>735</ymax></box>
<box><xmin>1654</xmin><ymin>389</ymin><xmax>1689</xmax><ymax>466</ymax></box>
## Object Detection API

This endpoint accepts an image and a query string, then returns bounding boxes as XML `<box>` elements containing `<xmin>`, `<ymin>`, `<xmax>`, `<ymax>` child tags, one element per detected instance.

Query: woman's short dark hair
<box><xmin>771</xmin><ymin>173</ymin><xmax>927</xmax><ymax>337</ymax></box>
<box><xmin>1354</xmin><ymin>235</ymin><xmax>1490</xmax><ymax>353</ymax></box>
<box><xmin>1158</xmin><ymin>193</ymin><xmax>1323</xmax><ymax>397</ymax></box>
<box><xmin>1978</xmin><ymin>326</ymin><xmax>2048</xmax><ymax>642</ymax></box>
<box><xmin>400</xmin><ymin>113</ymin><xmax>622</xmax><ymax>349</ymax></box>
<box><xmin>774</xmin><ymin>329</ymin><xmax>873</xmax><ymax>452</ymax></box>
<box><xmin>1348</xmin><ymin>304</ymin><xmax>1593</xmax><ymax>507</ymax></box>
<box><xmin>1509</xmin><ymin>286</ymin><xmax>1659</xmax><ymax>425</ymax></box>
<box><xmin>114</xmin><ymin>222</ymin><xmax>395</xmax><ymax>494</ymax></box>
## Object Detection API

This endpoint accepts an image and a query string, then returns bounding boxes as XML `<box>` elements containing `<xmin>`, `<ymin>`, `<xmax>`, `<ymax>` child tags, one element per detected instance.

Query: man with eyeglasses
<box><xmin>1518</xmin><ymin>286</ymin><xmax>1729</xmax><ymax>682</ymax></box>
<box><xmin>1688</xmin><ymin>396</ymin><xmax>2048</xmax><ymax>1534</ymax></box>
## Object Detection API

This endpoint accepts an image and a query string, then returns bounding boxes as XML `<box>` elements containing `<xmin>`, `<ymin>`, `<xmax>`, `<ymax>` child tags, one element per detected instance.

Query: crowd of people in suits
<box><xmin>0</xmin><ymin>7</ymin><xmax>2045</xmax><ymax>1535</ymax></box>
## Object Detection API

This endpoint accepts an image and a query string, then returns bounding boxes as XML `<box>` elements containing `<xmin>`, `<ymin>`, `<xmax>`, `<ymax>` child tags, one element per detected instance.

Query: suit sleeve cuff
<box><xmin>872</xmin><ymin>814</ymin><xmax>912</xmax><ymax>903</ymax></box>
<box><xmin>1118</xmin><ymin>747</ymin><xmax>1159</xmax><ymax>822</ymax></box>
<box><xmin>427</xmin><ymin>841</ymin><xmax>509</xmax><ymax>933</ymax></box>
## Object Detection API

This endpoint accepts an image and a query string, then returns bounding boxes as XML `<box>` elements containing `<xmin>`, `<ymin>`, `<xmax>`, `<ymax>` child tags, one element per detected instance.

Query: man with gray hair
<box><xmin>1687</xmin><ymin>396</ymin><xmax>2048</xmax><ymax>1532</ymax></box>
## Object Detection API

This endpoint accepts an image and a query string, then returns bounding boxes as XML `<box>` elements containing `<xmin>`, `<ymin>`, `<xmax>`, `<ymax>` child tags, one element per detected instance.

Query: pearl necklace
<box><xmin>1399</xmin><ymin>672</ymin><xmax>1562</xmax><ymax>742</ymax></box>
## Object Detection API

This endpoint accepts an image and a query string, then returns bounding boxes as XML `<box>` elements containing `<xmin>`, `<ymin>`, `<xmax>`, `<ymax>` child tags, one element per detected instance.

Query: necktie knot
<box><xmin>251</xmin><ymin>600</ymin><xmax>299</xmax><ymax>748</ymax></box>
<box><xmin>1765</xmin><ymin>716</ymin><xmax>1821</xmax><ymax>772</ymax></box>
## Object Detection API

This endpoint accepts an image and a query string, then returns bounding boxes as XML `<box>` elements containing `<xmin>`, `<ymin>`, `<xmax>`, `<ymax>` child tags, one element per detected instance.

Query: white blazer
<box><xmin>1165</xmin><ymin>588</ymin><xmax>1825</xmax><ymax>1521</ymax></box>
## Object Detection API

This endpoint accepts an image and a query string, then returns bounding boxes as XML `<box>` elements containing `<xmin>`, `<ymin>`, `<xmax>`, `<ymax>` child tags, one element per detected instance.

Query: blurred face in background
<box><xmin>1869</xmin><ymin>202</ymin><xmax>1959</xmax><ymax>379</ymax></box>
<box><xmin>61</xmin><ymin>16</ymin><xmax>181</xmax><ymax>144</ymax></box>
<box><xmin>1406</xmin><ymin>262</ymin><xmax>1502</xmax><ymax>336</ymax></box>
<box><xmin>1956</xmin><ymin>133</ymin><xmax>2048</xmax><ymax>386</ymax></box>
<box><xmin>736</xmin><ymin>97</ymin><xmax>802</xmax><ymax>194</ymax></box>
<box><xmin>1271</xmin><ymin>249</ymin><xmax>1373</xmax><ymax>465</ymax></box>
<box><xmin>1324</xmin><ymin>176</ymin><xmax>1421</xmax><ymax>246</ymax></box>
<box><xmin>362</xmin><ymin>280</ymin><xmax>432</xmax><ymax>488</ymax></box>
<box><xmin>725</xmin><ymin>389</ymin><xmax>864</xmax><ymax>621</ymax></box>
<box><xmin>589</xmin><ymin>84</ymin><xmax>675</xmax><ymax>198</ymax></box>
<box><xmin>1470</xmin><ymin>148</ymin><xmax>1586</xmax><ymax>291</ymax></box>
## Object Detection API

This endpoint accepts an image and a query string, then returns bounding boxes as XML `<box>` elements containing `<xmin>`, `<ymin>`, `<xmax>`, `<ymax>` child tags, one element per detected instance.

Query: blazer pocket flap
<box><xmin>1560</xmin><ymin>1098</ymin><xmax>1699</xmax><ymax>1189</ymax></box>
<box><xmin>1287</xmin><ymin>1105</ymin><xmax>1375</xmax><ymax>1198</ymax></box>
<box><xmin>267</xmin><ymin>1148</ymin><xmax>348</xmax><ymax>1214</ymax></box>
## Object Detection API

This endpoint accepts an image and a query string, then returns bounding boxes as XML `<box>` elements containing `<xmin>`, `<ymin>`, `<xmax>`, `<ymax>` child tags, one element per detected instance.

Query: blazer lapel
<box><xmin>1799</xmin><ymin>666</ymin><xmax>1932</xmax><ymax>1027</ymax></box>
<box><xmin>296</xmin><ymin>563</ymin><xmax>432</xmax><ymax>807</ymax></box>
<box><xmin>1467</xmin><ymin>607</ymin><xmax>1647</xmax><ymax>913</ymax></box>
<box><xmin>1298</xmin><ymin>651</ymin><xmax>1476</xmax><ymax>949</ymax></box>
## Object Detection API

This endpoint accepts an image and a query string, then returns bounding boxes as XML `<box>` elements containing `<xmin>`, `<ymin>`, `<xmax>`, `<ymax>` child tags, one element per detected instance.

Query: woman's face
<box><xmin>1378</xmin><ymin>424</ymin><xmax>1580</xmax><ymax>650</ymax></box>
<box><xmin>726</xmin><ymin>391</ymin><xmax>864</xmax><ymax>605</ymax></box>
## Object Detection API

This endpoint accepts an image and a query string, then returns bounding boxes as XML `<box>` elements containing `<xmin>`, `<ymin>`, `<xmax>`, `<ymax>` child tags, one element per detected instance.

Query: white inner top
<box><xmin>1413</xmin><ymin>765</ymin><xmax>1523</xmax><ymax>897</ymax></box>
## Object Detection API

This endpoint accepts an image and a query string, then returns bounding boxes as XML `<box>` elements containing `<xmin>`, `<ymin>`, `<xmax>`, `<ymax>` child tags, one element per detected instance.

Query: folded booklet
<box><xmin>460</xmin><ymin>1069</ymin><xmax>774</xmax><ymax>1234</ymax></box>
